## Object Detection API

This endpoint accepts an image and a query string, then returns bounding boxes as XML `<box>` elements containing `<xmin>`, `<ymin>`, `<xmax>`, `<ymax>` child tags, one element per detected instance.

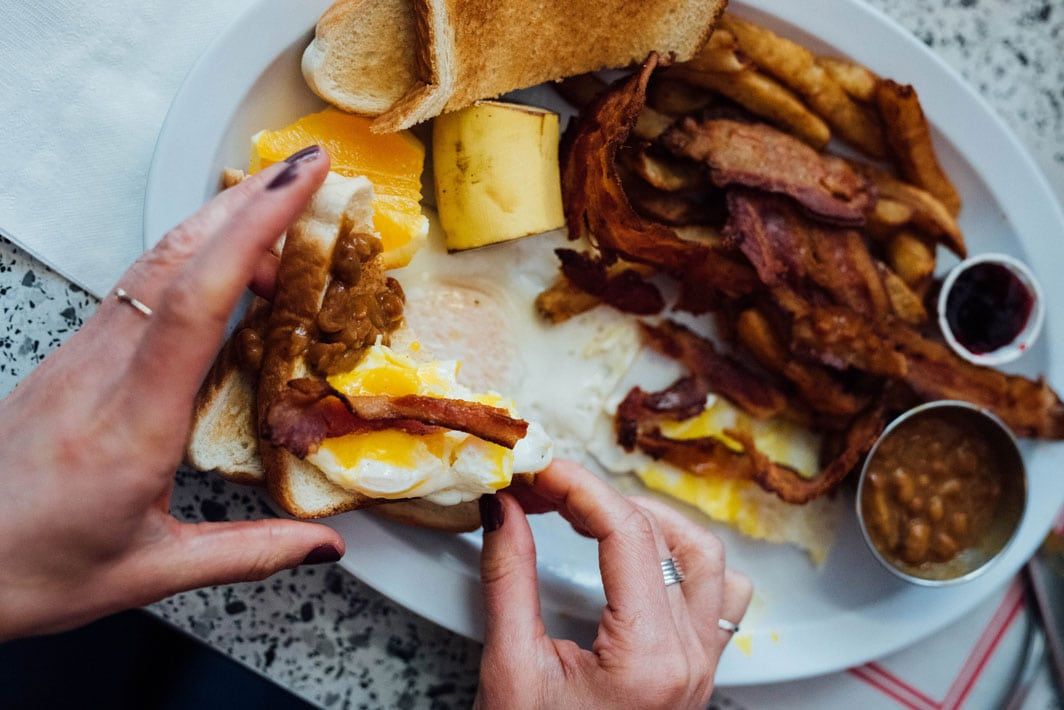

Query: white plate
<box><xmin>144</xmin><ymin>0</ymin><xmax>1064</xmax><ymax>685</ymax></box>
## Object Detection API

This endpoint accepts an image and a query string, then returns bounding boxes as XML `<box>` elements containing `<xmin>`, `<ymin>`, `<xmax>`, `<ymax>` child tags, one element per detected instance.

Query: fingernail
<box><xmin>266</xmin><ymin>163</ymin><xmax>300</xmax><ymax>190</ymax></box>
<box><xmin>284</xmin><ymin>145</ymin><xmax>322</xmax><ymax>165</ymax></box>
<box><xmin>301</xmin><ymin>544</ymin><xmax>342</xmax><ymax>565</ymax></box>
<box><xmin>479</xmin><ymin>494</ymin><xmax>504</xmax><ymax>533</ymax></box>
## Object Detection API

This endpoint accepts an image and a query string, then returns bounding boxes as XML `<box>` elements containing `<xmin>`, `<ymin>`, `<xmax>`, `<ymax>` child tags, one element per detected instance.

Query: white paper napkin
<box><xmin>0</xmin><ymin>0</ymin><xmax>257</xmax><ymax>298</ymax></box>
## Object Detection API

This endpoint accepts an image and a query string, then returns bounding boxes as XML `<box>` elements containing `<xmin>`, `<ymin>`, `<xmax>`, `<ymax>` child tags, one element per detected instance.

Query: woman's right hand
<box><xmin>475</xmin><ymin>460</ymin><xmax>752</xmax><ymax>709</ymax></box>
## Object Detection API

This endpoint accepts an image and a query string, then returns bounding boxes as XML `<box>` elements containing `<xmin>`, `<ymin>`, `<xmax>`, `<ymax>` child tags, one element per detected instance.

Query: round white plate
<box><xmin>145</xmin><ymin>0</ymin><xmax>1064</xmax><ymax>685</ymax></box>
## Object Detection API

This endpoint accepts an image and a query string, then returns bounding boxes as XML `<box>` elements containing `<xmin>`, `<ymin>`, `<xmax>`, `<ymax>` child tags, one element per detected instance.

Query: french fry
<box><xmin>629</xmin><ymin>148</ymin><xmax>705</xmax><ymax>192</ymax></box>
<box><xmin>669</xmin><ymin>67</ymin><xmax>830</xmax><ymax>149</ymax></box>
<box><xmin>859</xmin><ymin>165</ymin><xmax>965</xmax><ymax>256</ymax></box>
<box><xmin>875</xmin><ymin>79</ymin><xmax>962</xmax><ymax>216</ymax></box>
<box><xmin>672</xmin><ymin>224</ymin><xmax>726</xmax><ymax>247</ymax></box>
<box><xmin>720</xmin><ymin>14</ymin><xmax>887</xmax><ymax>158</ymax></box>
<box><xmin>633</xmin><ymin>106</ymin><xmax>675</xmax><ymax>141</ymax></box>
<box><xmin>877</xmin><ymin>262</ymin><xmax>928</xmax><ymax>324</ymax></box>
<box><xmin>886</xmin><ymin>230</ymin><xmax>936</xmax><ymax>290</ymax></box>
<box><xmin>687</xmin><ymin>29</ymin><xmax>751</xmax><ymax>74</ymax></box>
<box><xmin>817</xmin><ymin>56</ymin><xmax>879</xmax><ymax>103</ymax></box>
<box><xmin>648</xmin><ymin>77</ymin><xmax>716</xmax><ymax>116</ymax></box>
<box><xmin>736</xmin><ymin>308</ymin><xmax>788</xmax><ymax>370</ymax></box>
<box><xmin>869</xmin><ymin>197</ymin><xmax>914</xmax><ymax>232</ymax></box>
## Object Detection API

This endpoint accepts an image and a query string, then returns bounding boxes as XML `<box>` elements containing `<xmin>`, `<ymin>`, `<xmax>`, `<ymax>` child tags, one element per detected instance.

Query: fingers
<box><xmin>479</xmin><ymin>494</ymin><xmax>550</xmax><ymax>650</ymax></box>
<box><xmin>527</xmin><ymin>461</ymin><xmax>674</xmax><ymax>652</ymax></box>
<box><xmin>717</xmin><ymin>570</ymin><xmax>753</xmax><ymax>655</ymax></box>
<box><xmin>138</xmin><ymin>518</ymin><xmax>345</xmax><ymax>596</ymax></box>
<box><xmin>629</xmin><ymin>497</ymin><xmax>730</xmax><ymax>654</ymax></box>
<box><xmin>249</xmin><ymin>250</ymin><xmax>281</xmax><ymax>301</ymax></box>
<box><xmin>125</xmin><ymin>148</ymin><xmax>330</xmax><ymax>422</ymax></box>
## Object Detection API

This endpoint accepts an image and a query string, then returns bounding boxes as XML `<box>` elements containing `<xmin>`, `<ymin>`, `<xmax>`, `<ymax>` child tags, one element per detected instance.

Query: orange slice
<box><xmin>250</xmin><ymin>108</ymin><xmax>427</xmax><ymax>269</ymax></box>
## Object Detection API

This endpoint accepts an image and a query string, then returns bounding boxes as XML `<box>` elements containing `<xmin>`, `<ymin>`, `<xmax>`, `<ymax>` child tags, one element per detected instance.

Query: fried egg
<box><xmin>309</xmin><ymin>343</ymin><xmax>551</xmax><ymax>505</ymax></box>
<box><xmin>307</xmin><ymin>212</ymin><xmax>640</xmax><ymax>506</ymax></box>
<box><xmin>590</xmin><ymin>344</ymin><xmax>842</xmax><ymax>564</ymax></box>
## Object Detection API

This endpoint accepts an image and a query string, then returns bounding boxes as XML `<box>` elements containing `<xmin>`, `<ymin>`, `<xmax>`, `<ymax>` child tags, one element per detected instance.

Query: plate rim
<box><xmin>143</xmin><ymin>0</ymin><xmax>1064</xmax><ymax>686</ymax></box>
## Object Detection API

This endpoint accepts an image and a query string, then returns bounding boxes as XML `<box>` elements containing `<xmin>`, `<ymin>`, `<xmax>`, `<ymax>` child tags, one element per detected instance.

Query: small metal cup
<box><xmin>856</xmin><ymin>401</ymin><xmax>1027</xmax><ymax>586</ymax></box>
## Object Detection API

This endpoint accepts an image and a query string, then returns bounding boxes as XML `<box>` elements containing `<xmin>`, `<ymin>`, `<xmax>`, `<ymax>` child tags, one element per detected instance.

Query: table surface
<box><xmin>1</xmin><ymin>1</ymin><xmax>1062</xmax><ymax>708</ymax></box>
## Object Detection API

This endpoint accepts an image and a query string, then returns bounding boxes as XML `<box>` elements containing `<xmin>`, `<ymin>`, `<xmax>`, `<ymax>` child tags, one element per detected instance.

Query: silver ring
<box><xmin>717</xmin><ymin>618</ymin><xmax>740</xmax><ymax>635</ymax></box>
<box><xmin>114</xmin><ymin>288</ymin><xmax>153</xmax><ymax>317</ymax></box>
<box><xmin>661</xmin><ymin>557</ymin><xmax>685</xmax><ymax>586</ymax></box>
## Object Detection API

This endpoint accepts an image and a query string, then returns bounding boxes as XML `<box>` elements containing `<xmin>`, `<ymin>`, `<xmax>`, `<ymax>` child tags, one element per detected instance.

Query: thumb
<box><xmin>480</xmin><ymin>493</ymin><xmax>547</xmax><ymax>648</ymax></box>
<box><xmin>142</xmin><ymin>519</ymin><xmax>345</xmax><ymax>594</ymax></box>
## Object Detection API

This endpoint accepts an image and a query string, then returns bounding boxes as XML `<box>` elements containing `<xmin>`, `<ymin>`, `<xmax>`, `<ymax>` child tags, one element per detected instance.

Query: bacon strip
<box><xmin>624</xmin><ymin>392</ymin><xmax>888</xmax><ymax>504</ymax></box>
<box><xmin>726</xmin><ymin>191</ymin><xmax>891</xmax><ymax>321</ymax></box>
<box><xmin>641</xmin><ymin>320</ymin><xmax>788</xmax><ymax>420</ymax></box>
<box><xmin>789</xmin><ymin>301</ymin><xmax>1064</xmax><ymax>439</ymax></box>
<box><xmin>556</xmin><ymin>249</ymin><xmax>664</xmax><ymax>315</ymax></box>
<box><xmin>265</xmin><ymin>379</ymin><xmax>438</xmax><ymax>458</ymax></box>
<box><xmin>266</xmin><ymin>379</ymin><xmax>530</xmax><ymax>458</ymax></box>
<box><xmin>662</xmin><ymin>119</ymin><xmax>875</xmax><ymax>226</ymax></box>
<box><xmin>343</xmin><ymin>395</ymin><xmax>528</xmax><ymax>448</ymax></box>
<box><xmin>560</xmin><ymin>55</ymin><xmax>758</xmax><ymax>307</ymax></box>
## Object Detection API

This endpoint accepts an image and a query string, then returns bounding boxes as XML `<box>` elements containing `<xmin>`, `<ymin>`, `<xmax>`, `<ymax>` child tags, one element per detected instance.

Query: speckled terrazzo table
<box><xmin>1</xmin><ymin>1</ymin><xmax>1062</xmax><ymax>708</ymax></box>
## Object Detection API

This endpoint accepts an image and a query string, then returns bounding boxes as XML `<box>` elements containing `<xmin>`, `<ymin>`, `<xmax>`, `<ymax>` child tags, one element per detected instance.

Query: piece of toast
<box><xmin>371</xmin><ymin>0</ymin><xmax>727</xmax><ymax>132</ymax></box>
<box><xmin>302</xmin><ymin>0</ymin><xmax>421</xmax><ymax>116</ymax></box>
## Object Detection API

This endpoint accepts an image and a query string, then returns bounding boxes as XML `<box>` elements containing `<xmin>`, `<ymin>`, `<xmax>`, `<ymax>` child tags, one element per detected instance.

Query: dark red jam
<box><xmin>945</xmin><ymin>263</ymin><xmax>1034</xmax><ymax>355</ymax></box>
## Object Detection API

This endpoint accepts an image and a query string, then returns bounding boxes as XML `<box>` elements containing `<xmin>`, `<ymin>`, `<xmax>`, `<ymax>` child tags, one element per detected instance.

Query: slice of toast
<box><xmin>372</xmin><ymin>0</ymin><xmax>727</xmax><ymax>132</ymax></box>
<box><xmin>186</xmin><ymin>297</ymin><xmax>271</xmax><ymax>486</ymax></box>
<box><xmin>302</xmin><ymin>0</ymin><xmax>421</xmax><ymax>116</ymax></box>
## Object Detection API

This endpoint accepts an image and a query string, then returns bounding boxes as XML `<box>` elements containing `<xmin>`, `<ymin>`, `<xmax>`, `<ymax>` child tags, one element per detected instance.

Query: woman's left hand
<box><xmin>0</xmin><ymin>148</ymin><xmax>346</xmax><ymax>641</ymax></box>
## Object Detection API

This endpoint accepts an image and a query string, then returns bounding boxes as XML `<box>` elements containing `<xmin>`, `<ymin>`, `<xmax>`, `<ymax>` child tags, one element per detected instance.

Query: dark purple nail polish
<box><xmin>284</xmin><ymin>145</ymin><xmax>322</xmax><ymax>165</ymax></box>
<box><xmin>267</xmin><ymin>162</ymin><xmax>300</xmax><ymax>190</ymax></box>
<box><xmin>301</xmin><ymin>544</ymin><xmax>342</xmax><ymax>565</ymax></box>
<box><xmin>479</xmin><ymin>494</ymin><xmax>504</xmax><ymax>533</ymax></box>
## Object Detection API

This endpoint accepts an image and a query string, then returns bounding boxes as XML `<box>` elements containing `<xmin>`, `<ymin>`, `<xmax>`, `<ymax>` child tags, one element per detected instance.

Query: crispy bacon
<box><xmin>641</xmin><ymin>320</ymin><xmax>787</xmax><ymax>419</ymax></box>
<box><xmin>266</xmin><ymin>379</ymin><xmax>530</xmax><ymax>458</ymax></box>
<box><xmin>725</xmin><ymin>191</ymin><xmax>891</xmax><ymax>321</ymax></box>
<box><xmin>265</xmin><ymin>379</ymin><xmax>438</xmax><ymax>458</ymax></box>
<box><xmin>662</xmin><ymin>119</ymin><xmax>875</xmax><ymax>226</ymax></box>
<box><xmin>788</xmin><ymin>301</ymin><xmax>1064</xmax><ymax>439</ymax></box>
<box><xmin>616</xmin><ymin>377</ymin><xmax>710</xmax><ymax>449</ymax></box>
<box><xmin>556</xmin><ymin>249</ymin><xmax>664</xmax><ymax>315</ymax></box>
<box><xmin>560</xmin><ymin>55</ymin><xmax>758</xmax><ymax>306</ymax></box>
<box><xmin>343</xmin><ymin>395</ymin><xmax>528</xmax><ymax>448</ymax></box>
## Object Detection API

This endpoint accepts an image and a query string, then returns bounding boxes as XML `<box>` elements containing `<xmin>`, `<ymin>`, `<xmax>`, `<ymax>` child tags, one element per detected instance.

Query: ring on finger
<box><xmin>661</xmin><ymin>557</ymin><xmax>685</xmax><ymax>586</ymax></box>
<box><xmin>114</xmin><ymin>288</ymin><xmax>154</xmax><ymax>318</ymax></box>
<box><xmin>717</xmin><ymin>618</ymin><xmax>740</xmax><ymax>635</ymax></box>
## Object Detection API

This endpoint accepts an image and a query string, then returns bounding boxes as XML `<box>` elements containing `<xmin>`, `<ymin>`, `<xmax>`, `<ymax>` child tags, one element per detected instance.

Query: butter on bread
<box><xmin>303</xmin><ymin>0</ymin><xmax>726</xmax><ymax>132</ymax></box>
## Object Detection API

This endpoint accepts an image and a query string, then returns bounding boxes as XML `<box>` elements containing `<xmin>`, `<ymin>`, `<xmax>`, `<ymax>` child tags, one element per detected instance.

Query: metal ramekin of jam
<box><xmin>938</xmin><ymin>253</ymin><xmax>1045</xmax><ymax>366</ymax></box>
<box><xmin>856</xmin><ymin>401</ymin><xmax>1026</xmax><ymax>586</ymax></box>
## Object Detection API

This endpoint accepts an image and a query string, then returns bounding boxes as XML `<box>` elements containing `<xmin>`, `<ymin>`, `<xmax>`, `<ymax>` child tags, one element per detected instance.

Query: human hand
<box><xmin>0</xmin><ymin>147</ymin><xmax>346</xmax><ymax>641</ymax></box>
<box><xmin>475</xmin><ymin>461</ymin><xmax>752</xmax><ymax>709</ymax></box>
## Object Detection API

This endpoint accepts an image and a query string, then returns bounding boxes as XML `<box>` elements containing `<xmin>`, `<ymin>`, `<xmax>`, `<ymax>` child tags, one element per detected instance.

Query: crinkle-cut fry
<box><xmin>817</xmin><ymin>56</ymin><xmax>879</xmax><ymax>103</ymax></box>
<box><xmin>647</xmin><ymin>77</ymin><xmax>716</xmax><ymax>116</ymax></box>
<box><xmin>719</xmin><ymin>14</ymin><xmax>887</xmax><ymax>159</ymax></box>
<box><xmin>886</xmin><ymin>230</ymin><xmax>936</xmax><ymax>290</ymax></box>
<box><xmin>668</xmin><ymin>66</ymin><xmax>830</xmax><ymax>149</ymax></box>
<box><xmin>686</xmin><ymin>28</ymin><xmax>751</xmax><ymax>74</ymax></box>
<box><xmin>875</xmin><ymin>79</ymin><xmax>962</xmax><ymax>216</ymax></box>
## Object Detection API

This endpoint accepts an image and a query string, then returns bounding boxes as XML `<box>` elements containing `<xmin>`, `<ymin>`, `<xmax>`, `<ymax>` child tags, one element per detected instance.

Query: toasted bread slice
<box><xmin>372</xmin><ymin>0</ymin><xmax>727</xmax><ymax>132</ymax></box>
<box><xmin>371</xmin><ymin>499</ymin><xmax>481</xmax><ymax>532</ymax></box>
<box><xmin>186</xmin><ymin>297</ymin><xmax>271</xmax><ymax>486</ymax></box>
<box><xmin>302</xmin><ymin>0</ymin><xmax>420</xmax><ymax>116</ymax></box>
